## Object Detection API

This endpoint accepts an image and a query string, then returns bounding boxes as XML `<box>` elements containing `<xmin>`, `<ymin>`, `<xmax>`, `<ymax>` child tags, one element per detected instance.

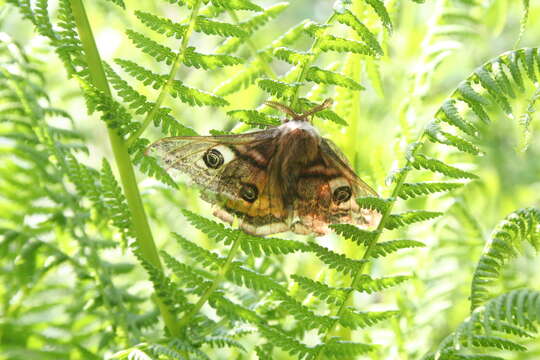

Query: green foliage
<box><xmin>2</xmin><ymin>0</ymin><xmax>539</xmax><ymax>359</ymax></box>
<box><xmin>470</xmin><ymin>208</ymin><xmax>540</xmax><ymax>310</ymax></box>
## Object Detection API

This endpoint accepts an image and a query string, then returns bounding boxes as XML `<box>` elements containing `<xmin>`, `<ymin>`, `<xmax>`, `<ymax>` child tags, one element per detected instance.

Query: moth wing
<box><xmin>146</xmin><ymin>129</ymin><xmax>290</xmax><ymax>235</ymax></box>
<box><xmin>146</xmin><ymin>130</ymin><xmax>278</xmax><ymax>199</ymax></box>
<box><xmin>291</xmin><ymin>138</ymin><xmax>381</xmax><ymax>235</ymax></box>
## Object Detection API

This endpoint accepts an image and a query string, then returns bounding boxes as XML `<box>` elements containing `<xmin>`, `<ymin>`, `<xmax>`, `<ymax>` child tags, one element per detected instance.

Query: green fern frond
<box><xmin>170</xmin><ymin>80</ymin><xmax>229</xmax><ymax>106</ymax></box>
<box><xmin>100</xmin><ymin>159</ymin><xmax>135</xmax><ymax>245</ymax></box>
<box><xmin>273</xmin><ymin>47</ymin><xmax>314</xmax><ymax>65</ymax></box>
<box><xmin>426</xmin><ymin>121</ymin><xmax>482</xmax><ymax>155</ymax></box>
<box><xmin>210</xmin><ymin>0</ymin><xmax>263</xmax><ymax>12</ymax></box>
<box><xmin>201</xmin><ymin>336</ymin><xmax>246</xmax><ymax>351</ymax></box>
<box><xmin>470</xmin><ymin>208</ymin><xmax>540</xmax><ymax>310</ymax></box>
<box><xmin>275</xmin><ymin>293</ymin><xmax>334</xmax><ymax>332</ymax></box>
<box><xmin>114</xmin><ymin>58</ymin><xmax>164</xmax><ymax>88</ymax></box>
<box><xmin>264</xmin><ymin>20</ymin><xmax>312</xmax><ymax>53</ymax></box>
<box><xmin>318</xmin><ymin>35</ymin><xmax>377</xmax><ymax>57</ymax></box>
<box><xmin>297</xmin><ymin>98</ymin><xmax>347</xmax><ymax>125</ymax></box>
<box><xmin>238</xmin><ymin>233</ymin><xmax>307</xmax><ymax>256</ymax></box>
<box><xmin>356</xmin><ymin>196</ymin><xmax>392</xmax><ymax>213</ymax></box>
<box><xmin>183</xmin><ymin>47</ymin><xmax>243</xmax><ymax>70</ymax></box>
<box><xmin>196</xmin><ymin>16</ymin><xmax>247</xmax><ymax>37</ymax></box>
<box><xmin>258</xmin><ymin>325</ymin><xmax>314</xmax><ymax>359</ymax></box>
<box><xmin>169</xmin><ymin>338</ymin><xmax>213</xmax><ymax>360</ymax></box>
<box><xmin>307</xmin><ymin>243</ymin><xmax>366</xmax><ymax>276</ymax></box>
<box><xmin>105</xmin><ymin>63</ymin><xmax>197</xmax><ymax>136</ymax></box>
<box><xmin>370</xmin><ymin>240</ymin><xmax>425</xmax><ymax>258</ymax></box>
<box><xmin>305</xmin><ymin>66</ymin><xmax>365</xmax><ymax>91</ymax></box>
<box><xmin>330</xmin><ymin>224</ymin><xmax>379</xmax><ymax>246</ymax></box>
<box><xmin>63</xmin><ymin>153</ymin><xmax>104</xmax><ymax>212</ymax></box>
<box><xmin>76</xmin><ymin>76</ymin><xmax>140</xmax><ymax>137</ymax></box>
<box><xmin>334</xmin><ymin>9</ymin><xmax>383</xmax><ymax>56</ymax></box>
<box><xmin>291</xmin><ymin>274</ymin><xmax>348</xmax><ymax>306</ymax></box>
<box><xmin>126</xmin><ymin>29</ymin><xmax>176</xmax><ymax>65</ymax></box>
<box><xmin>427</xmin><ymin>290</ymin><xmax>540</xmax><ymax>358</ymax></box>
<box><xmin>240</xmin><ymin>2</ymin><xmax>289</xmax><ymax>33</ymax></box>
<box><xmin>362</xmin><ymin>0</ymin><xmax>392</xmax><ymax>32</ymax></box>
<box><xmin>339</xmin><ymin>308</ymin><xmax>399</xmax><ymax>330</ymax></box>
<box><xmin>182</xmin><ymin>209</ymin><xmax>233</xmax><ymax>243</ymax></box>
<box><xmin>227</xmin><ymin>109</ymin><xmax>281</xmax><ymax>127</ymax></box>
<box><xmin>353</xmin><ymin>274</ymin><xmax>411</xmax><ymax>294</ymax></box>
<box><xmin>398</xmin><ymin>181</ymin><xmax>466</xmax><ymax>200</ymax></box>
<box><xmin>213</xmin><ymin>63</ymin><xmax>267</xmax><ymax>96</ymax></box>
<box><xmin>258</xmin><ymin>78</ymin><xmax>299</xmax><ymax>99</ymax></box>
<box><xmin>411</xmin><ymin>153</ymin><xmax>479</xmax><ymax>179</ymax></box>
<box><xmin>160</xmin><ymin>251</ymin><xmax>212</xmax><ymax>293</ymax></box>
<box><xmin>171</xmin><ymin>233</ymin><xmax>222</xmax><ymax>270</ymax></box>
<box><xmin>135</xmin><ymin>11</ymin><xmax>187</xmax><ymax>39</ymax></box>
<box><xmin>385</xmin><ymin>210</ymin><xmax>443</xmax><ymax>230</ymax></box>
<box><xmin>315</xmin><ymin>339</ymin><xmax>374</xmax><ymax>359</ymax></box>
<box><xmin>440</xmin><ymin>99</ymin><xmax>479</xmax><ymax>137</ymax></box>
<box><xmin>134</xmin><ymin>253</ymin><xmax>189</xmax><ymax>315</ymax></box>
<box><xmin>209</xmin><ymin>293</ymin><xmax>263</xmax><ymax>324</ymax></box>
<box><xmin>117</xmin><ymin>58</ymin><xmax>227</xmax><ymax>106</ymax></box>
<box><xmin>129</xmin><ymin>138</ymin><xmax>178</xmax><ymax>188</ymax></box>
<box><xmin>228</xmin><ymin>263</ymin><xmax>287</xmax><ymax>292</ymax></box>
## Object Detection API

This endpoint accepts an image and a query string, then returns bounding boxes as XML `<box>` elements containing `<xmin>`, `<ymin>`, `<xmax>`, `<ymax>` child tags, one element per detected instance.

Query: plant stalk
<box><xmin>126</xmin><ymin>0</ymin><xmax>202</xmax><ymax>147</ymax></box>
<box><xmin>70</xmin><ymin>0</ymin><xmax>181</xmax><ymax>337</ymax></box>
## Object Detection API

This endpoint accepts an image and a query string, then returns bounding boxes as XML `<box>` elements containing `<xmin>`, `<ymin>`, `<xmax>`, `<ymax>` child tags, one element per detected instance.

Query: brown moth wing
<box><xmin>146</xmin><ymin>129</ymin><xmax>290</xmax><ymax>235</ymax></box>
<box><xmin>291</xmin><ymin>138</ymin><xmax>381</xmax><ymax>235</ymax></box>
<box><xmin>146</xmin><ymin>129</ymin><xmax>279</xmax><ymax>200</ymax></box>
<box><xmin>213</xmin><ymin>156</ymin><xmax>290</xmax><ymax>236</ymax></box>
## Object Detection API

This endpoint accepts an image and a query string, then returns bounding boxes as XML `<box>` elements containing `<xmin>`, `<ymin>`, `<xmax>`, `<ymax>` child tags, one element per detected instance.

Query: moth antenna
<box><xmin>300</xmin><ymin>98</ymin><xmax>333</xmax><ymax>121</ymax></box>
<box><xmin>264</xmin><ymin>100</ymin><xmax>302</xmax><ymax>122</ymax></box>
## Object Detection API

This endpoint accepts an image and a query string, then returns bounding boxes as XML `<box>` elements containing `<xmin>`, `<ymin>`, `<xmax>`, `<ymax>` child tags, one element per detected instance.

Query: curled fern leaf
<box><xmin>425</xmin><ymin>289</ymin><xmax>540</xmax><ymax>359</ymax></box>
<box><xmin>470</xmin><ymin>208</ymin><xmax>540</xmax><ymax>310</ymax></box>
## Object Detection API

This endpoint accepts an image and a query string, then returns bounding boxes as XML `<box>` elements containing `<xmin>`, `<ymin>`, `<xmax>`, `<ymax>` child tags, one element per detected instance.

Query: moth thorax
<box><xmin>282</xmin><ymin>127</ymin><xmax>320</xmax><ymax>165</ymax></box>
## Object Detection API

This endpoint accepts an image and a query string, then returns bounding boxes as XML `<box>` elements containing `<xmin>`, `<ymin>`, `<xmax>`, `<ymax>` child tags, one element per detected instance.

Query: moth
<box><xmin>146</xmin><ymin>99</ymin><xmax>381</xmax><ymax>236</ymax></box>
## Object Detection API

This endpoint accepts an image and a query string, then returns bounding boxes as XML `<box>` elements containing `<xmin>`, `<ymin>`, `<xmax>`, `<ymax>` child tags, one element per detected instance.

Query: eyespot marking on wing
<box><xmin>194</xmin><ymin>145</ymin><xmax>235</xmax><ymax>171</ymax></box>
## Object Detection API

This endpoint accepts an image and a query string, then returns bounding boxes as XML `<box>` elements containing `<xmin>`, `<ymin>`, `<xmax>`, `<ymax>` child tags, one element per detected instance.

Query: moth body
<box><xmin>277</xmin><ymin>121</ymin><xmax>321</xmax><ymax>204</ymax></box>
<box><xmin>148</xmin><ymin>99</ymin><xmax>381</xmax><ymax>236</ymax></box>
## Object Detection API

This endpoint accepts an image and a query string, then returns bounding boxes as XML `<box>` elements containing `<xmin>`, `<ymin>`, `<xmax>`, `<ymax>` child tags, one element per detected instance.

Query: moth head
<box><xmin>264</xmin><ymin>98</ymin><xmax>333</xmax><ymax>123</ymax></box>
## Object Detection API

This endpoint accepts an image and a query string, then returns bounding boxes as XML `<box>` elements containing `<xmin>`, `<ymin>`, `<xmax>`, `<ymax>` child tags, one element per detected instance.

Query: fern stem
<box><xmin>126</xmin><ymin>0</ymin><xmax>202</xmax><ymax>147</ymax></box>
<box><xmin>313</xmin><ymin>136</ymin><xmax>425</xmax><ymax>359</ymax></box>
<box><xmin>289</xmin><ymin>13</ymin><xmax>337</xmax><ymax>111</ymax></box>
<box><xmin>177</xmin><ymin>232</ymin><xmax>242</xmax><ymax>329</ymax></box>
<box><xmin>227</xmin><ymin>9</ymin><xmax>276</xmax><ymax>78</ymax></box>
<box><xmin>69</xmin><ymin>0</ymin><xmax>181</xmax><ymax>337</ymax></box>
